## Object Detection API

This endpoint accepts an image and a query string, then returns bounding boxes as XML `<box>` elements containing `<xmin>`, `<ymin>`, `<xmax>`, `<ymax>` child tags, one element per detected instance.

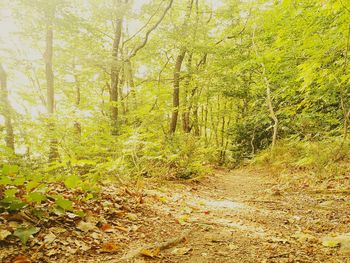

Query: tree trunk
<box><xmin>193</xmin><ymin>105</ymin><xmax>200</xmax><ymax>136</ymax></box>
<box><xmin>169</xmin><ymin>0</ymin><xmax>194</xmax><ymax>134</ymax></box>
<box><xmin>110</xmin><ymin>15</ymin><xmax>123</xmax><ymax>135</ymax></box>
<box><xmin>0</xmin><ymin>63</ymin><xmax>15</xmax><ymax>151</ymax></box>
<box><xmin>182</xmin><ymin>54</ymin><xmax>193</xmax><ymax>133</ymax></box>
<box><xmin>265</xmin><ymin>79</ymin><xmax>278</xmax><ymax>150</ymax></box>
<box><xmin>125</xmin><ymin>59</ymin><xmax>137</xmax><ymax>110</ymax></box>
<box><xmin>73</xmin><ymin>70</ymin><xmax>81</xmax><ymax>138</ymax></box>
<box><xmin>170</xmin><ymin>49</ymin><xmax>186</xmax><ymax>134</ymax></box>
<box><xmin>252</xmin><ymin>27</ymin><xmax>278</xmax><ymax>151</ymax></box>
<box><xmin>44</xmin><ymin>6</ymin><xmax>59</xmax><ymax>162</ymax></box>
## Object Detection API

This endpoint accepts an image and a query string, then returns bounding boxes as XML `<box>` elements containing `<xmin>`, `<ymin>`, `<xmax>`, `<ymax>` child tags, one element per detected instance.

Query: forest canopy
<box><xmin>0</xmin><ymin>0</ymin><xmax>350</xmax><ymax>176</ymax></box>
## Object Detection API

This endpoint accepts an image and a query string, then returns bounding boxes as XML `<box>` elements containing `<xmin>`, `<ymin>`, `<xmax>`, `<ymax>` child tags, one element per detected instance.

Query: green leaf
<box><xmin>26</xmin><ymin>181</ymin><xmax>39</xmax><ymax>191</ymax></box>
<box><xmin>0</xmin><ymin>197</ymin><xmax>27</xmax><ymax>211</ymax></box>
<box><xmin>0</xmin><ymin>176</ymin><xmax>11</xmax><ymax>185</ymax></box>
<box><xmin>13</xmin><ymin>177</ymin><xmax>25</xmax><ymax>186</ymax></box>
<box><xmin>2</xmin><ymin>164</ymin><xmax>19</xmax><ymax>176</ymax></box>
<box><xmin>26</xmin><ymin>192</ymin><xmax>47</xmax><ymax>203</ymax></box>
<box><xmin>55</xmin><ymin>196</ymin><xmax>73</xmax><ymax>211</ymax></box>
<box><xmin>83</xmin><ymin>193</ymin><xmax>94</xmax><ymax>201</ymax></box>
<box><xmin>4</xmin><ymin>188</ymin><xmax>17</xmax><ymax>198</ymax></box>
<box><xmin>31</xmin><ymin>208</ymin><xmax>46</xmax><ymax>219</ymax></box>
<box><xmin>74</xmin><ymin>210</ymin><xmax>85</xmax><ymax>217</ymax></box>
<box><xmin>14</xmin><ymin>226</ymin><xmax>40</xmax><ymax>244</ymax></box>
<box><xmin>64</xmin><ymin>175</ymin><xmax>82</xmax><ymax>189</ymax></box>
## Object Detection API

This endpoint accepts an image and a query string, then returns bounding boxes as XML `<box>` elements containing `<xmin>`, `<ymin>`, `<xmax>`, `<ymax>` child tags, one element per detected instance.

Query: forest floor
<box><xmin>1</xmin><ymin>168</ymin><xmax>350</xmax><ymax>262</ymax></box>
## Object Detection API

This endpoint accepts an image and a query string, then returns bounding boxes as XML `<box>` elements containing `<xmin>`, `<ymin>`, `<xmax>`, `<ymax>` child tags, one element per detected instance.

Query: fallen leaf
<box><xmin>14</xmin><ymin>226</ymin><xmax>40</xmax><ymax>244</ymax></box>
<box><xmin>292</xmin><ymin>232</ymin><xmax>316</xmax><ymax>242</ymax></box>
<box><xmin>101</xmin><ymin>224</ymin><xmax>113</xmax><ymax>232</ymax></box>
<box><xmin>228</xmin><ymin>243</ymin><xmax>238</xmax><ymax>250</ymax></box>
<box><xmin>75</xmin><ymin>240</ymin><xmax>91</xmax><ymax>251</ymax></box>
<box><xmin>335</xmin><ymin>234</ymin><xmax>350</xmax><ymax>255</ymax></box>
<box><xmin>49</xmin><ymin>227</ymin><xmax>66</xmax><ymax>234</ymax></box>
<box><xmin>322</xmin><ymin>239</ymin><xmax>340</xmax><ymax>248</ymax></box>
<box><xmin>44</xmin><ymin>232</ymin><xmax>56</xmax><ymax>244</ymax></box>
<box><xmin>47</xmin><ymin>249</ymin><xmax>60</xmax><ymax>256</ymax></box>
<box><xmin>159</xmin><ymin>196</ymin><xmax>167</xmax><ymax>203</ymax></box>
<box><xmin>141</xmin><ymin>247</ymin><xmax>160</xmax><ymax>258</ymax></box>
<box><xmin>177</xmin><ymin>215</ymin><xmax>189</xmax><ymax>225</ymax></box>
<box><xmin>12</xmin><ymin>255</ymin><xmax>30</xmax><ymax>263</ymax></box>
<box><xmin>0</xmin><ymin>229</ymin><xmax>11</xmax><ymax>240</ymax></box>
<box><xmin>66</xmin><ymin>247</ymin><xmax>78</xmax><ymax>254</ymax></box>
<box><xmin>126</xmin><ymin>213</ymin><xmax>138</xmax><ymax>221</ymax></box>
<box><xmin>101</xmin><ymin>242</ymin><xmax>119</xmax><ymax>253</ymax></box>
<box><xmin>115</xmin><ymin>226</ymin><xmax>129</xmax><ymax>232</ymax></box>
<box><xmin>77</xmin><ymin>221</ymin><xmax>96</xmax><ymax>232</ymax></box>
<box><xmin>171</xmin><ymin>247</ymin><xmax>192</xmax><ymax>255</ymax></box>
<box><xmin>66</xmin><ymin>212</ymin><xmax>78</xmax><ymax>219</ymax></box>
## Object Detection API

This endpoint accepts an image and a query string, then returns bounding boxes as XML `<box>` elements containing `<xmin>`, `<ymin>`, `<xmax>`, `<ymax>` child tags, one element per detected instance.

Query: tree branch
<box><xmin>128</xmin><ymin>0</ymin><xmax>173</xmax><ymax>60</ymax></box>
<box><xmin>123</xmin><ymin>1</ymin><xmax>164</xmax><ymax>45</ymax></box>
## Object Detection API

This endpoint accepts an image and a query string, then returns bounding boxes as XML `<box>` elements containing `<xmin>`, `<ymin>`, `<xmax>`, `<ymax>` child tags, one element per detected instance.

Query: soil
<box><xmin>1</xmin><ymin>168</ymin><xmax>349</xmax><ymax>262</ymax></box>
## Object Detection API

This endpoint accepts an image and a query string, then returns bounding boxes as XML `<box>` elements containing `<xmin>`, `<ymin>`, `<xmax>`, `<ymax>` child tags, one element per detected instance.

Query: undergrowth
<box><xmin>251</xmin><ymin>138</ymin><xmax>350</xmax><ymax>189</ymax></box>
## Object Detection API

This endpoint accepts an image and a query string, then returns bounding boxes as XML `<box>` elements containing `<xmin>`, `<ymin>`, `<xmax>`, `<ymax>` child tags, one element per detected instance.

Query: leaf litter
<box><xmin>1</xmin><ymin>169</ymin><xmax>349</xmax><ymax>262</ymax></box>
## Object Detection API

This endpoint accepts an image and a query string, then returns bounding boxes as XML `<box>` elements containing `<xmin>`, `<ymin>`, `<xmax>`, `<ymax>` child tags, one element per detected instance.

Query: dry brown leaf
<box><xmin>44</xmin><ymin>232</ymin><xmax>56</xmax><ymax>244</ymax></box>
<box><xmin>0</xmin><ymin>229</ymin><xmax>11</xmax><ymax>240</ymax></box>
<box><xmin>12</xmin><ymin>255</ymin><xmax>30</xmax><ymax>263</ymax></box>
<box><xmin>101</xmin><ymin>242</ymin><xmax>119</xmax><ymax>253</ymax></box>
<box><xmin>140</xmin><ymin>247</ymin><xmax>160</xmax><ymax>258</ymax></box>
<box><xmin>115</xmin><ymin>226</ymin><xmax>129</xmax><ymax>232</ymax></box>
<box><xmin>101</xmin><ymin>224</ymin><xmax>113</xmax><ymax>232</ymax></box>
<box><xmin>171</xmin><ymin>247</ymin><xmax>192</xmax><ymax>255</ymax></box>
<box><xmin>77</xmin><ymin>221</ymin><xmax>96</xmax><ymax>232</ymax></box>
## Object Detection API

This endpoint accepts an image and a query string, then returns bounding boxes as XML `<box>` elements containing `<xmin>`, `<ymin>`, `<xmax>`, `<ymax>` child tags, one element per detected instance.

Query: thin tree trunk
<box><xmin>73</xmin><ymin>71</ymin><xmax>81</xmax><ymax>138</ymax></box>
<box><xmin>169</xmin><ymin>0</ymin><xmax>194</xmax><ymax>134</ymax></box>
<box><xmin>182</xmin><ymin>53</ymin><xmax>193</xmax><ymax>133</ymax></box>
<box><xmin>265</xmin><ymin>77</ymin><xmax>278</xmax><ymax>149</ymax></box>
<box><xmin>252</xmin><ymin>27</ymin><xmax>278</xmax><ymax>151</ymax></box>
<box><xmin>125</xmin><ymin>59</ymin><xmax>137</xmax><ymax>110</ymax></box>
<box><xmin>110</xmin><ymin>14</ymin><xmax>123</xmax><ymax>135</ymax></box>
<box><xmin>170</xmin><ymin>48</ymin><xmax>186</xmax><ymax>134</ymax></box>
<box><xmin>193</xmin><ymin>105</ymin><xmax>200</xmax><ymax>136</ymax></box>
<box><xmin>0</xmin><ymin>63</ymin><xmax>15</xmax><ymax>151</ymax></box>
<box><xmin>44</xmin><ymin>6</ymin><xmax>59</xmax><ymax>161</ymax></box>
<box><xmin>204</xmin><ymin>94</ymin><xmax>209</xmax><ymax>144</ymax></box>
<box><xmin>119</xmin><ymin>65</ymin><xmax>127</xmax><ymax>117</ymax></box>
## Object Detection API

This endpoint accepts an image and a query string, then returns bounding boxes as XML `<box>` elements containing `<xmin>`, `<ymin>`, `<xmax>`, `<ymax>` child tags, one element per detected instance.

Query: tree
<box><xmin>43</xmin><ymin>1</ymin><xmax>59</xmax><ymax>161</ymax></box>
<box><xmin>169</xmin><ymin>0</ymin><xmax>194</xmax><ymax>134</ymax></box>
<box><xmin>0</xmin><ymin>63</ymin><xmax>15</xmax><ymax>151</ymax></box>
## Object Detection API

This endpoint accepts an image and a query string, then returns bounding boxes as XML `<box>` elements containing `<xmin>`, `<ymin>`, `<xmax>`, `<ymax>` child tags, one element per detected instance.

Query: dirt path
<box><xmin>142</xmin><ymin>169</ymin><xmax>350</xmax><ymax>263</ymax></box>
<box><xmin>3</xmin><ymin>169</ymin><xmax>348</xmax><ymax>262</ymax></box>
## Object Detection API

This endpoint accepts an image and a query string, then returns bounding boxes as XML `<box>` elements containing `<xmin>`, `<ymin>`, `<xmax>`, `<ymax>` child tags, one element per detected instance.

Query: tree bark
<box><xmin>169</xmin><ymin>0</ymin><xmax>194</xmax><ymax>134</ymax></box>
<box><xmin>73</xmin><ymin>69</ymin><xmax>81</xmax><ymax>138</ymax></box>
<box><xmin>110</xmin><ymin>15</ymin><xmax>123</xmax><ymax>135</ymax></box>
<box><xmin>182</xmin><ymin>53</ymin><xmax>193</xmax><ymax>133</ymax></box>
<box><xmin>0</xmin><ymin>63</ymin><xmax>15</xmax><ymax>151</ymax></box>
<box><xmin>44</xmin><ymin>5</ymin><xmax>59</xmax><ymax>161</ymax></box>
<box><xmin>125</xmin><ymin>59</ymin><xmax>137</xmax><ymax>110</ymax></box>
<box><xmin>170</xmin><ymin>49</ymin><xmax>186</xmax><ymax>134</ymax></box>
<box><xmin>252</xmin><ymin>27</ymin><xmax>278</xmax><ymax>151</ymax></box>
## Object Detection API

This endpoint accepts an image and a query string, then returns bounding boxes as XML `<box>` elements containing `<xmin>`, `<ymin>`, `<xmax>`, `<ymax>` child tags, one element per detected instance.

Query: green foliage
<box><xmin>14</xmin><ymin>226</ymin><xmax>40</xmax><ymax>245</ymax></box>
<box><xmin>253</xmin><ymin>137</ymin><xmax>350</xmax><ymax>176</ymax></box>
<box><xmin>54</xmin><ymin>195</ymin><xmax>73</xmax><ymax>211</ymax></box>
<box><xmin>0</xmin><ymin>0</ymin><xmax>349</xmax><ymax>226</ymax></box>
